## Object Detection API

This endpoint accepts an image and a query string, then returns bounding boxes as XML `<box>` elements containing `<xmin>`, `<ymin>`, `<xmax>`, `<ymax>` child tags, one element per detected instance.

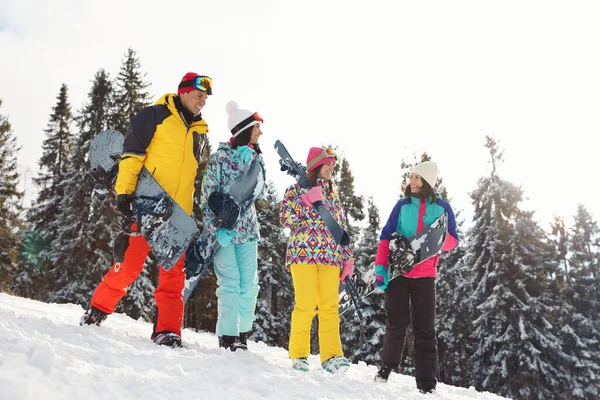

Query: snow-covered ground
<box><xmin>0</xmin><ymin>293</ymin><xmax>507</xmax><ymax>400</ymax></box>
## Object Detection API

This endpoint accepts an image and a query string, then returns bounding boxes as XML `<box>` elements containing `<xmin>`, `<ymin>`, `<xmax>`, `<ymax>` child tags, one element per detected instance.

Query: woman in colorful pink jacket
<box><xmin>280</xmin><ymin>146</ymin><xmax>354</xmax><ymax>374</ymax></box>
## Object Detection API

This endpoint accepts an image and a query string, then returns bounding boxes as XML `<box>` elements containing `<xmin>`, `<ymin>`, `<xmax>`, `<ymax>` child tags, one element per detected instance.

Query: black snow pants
<box><xmin>380</xmin><ymin>275</ymin><xmax>437</xmax><ymax>390</ymax></box>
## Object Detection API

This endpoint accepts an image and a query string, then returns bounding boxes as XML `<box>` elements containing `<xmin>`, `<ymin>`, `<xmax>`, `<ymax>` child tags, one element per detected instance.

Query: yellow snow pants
<box><xmin>288</xmin><ymin>263</ymin><xmax>344</xmax><ymax>364</ymax></box>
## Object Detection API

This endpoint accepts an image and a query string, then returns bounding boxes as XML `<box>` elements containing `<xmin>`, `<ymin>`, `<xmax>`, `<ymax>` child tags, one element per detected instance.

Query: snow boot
<box><xmin>218</xmin><ymin>335</ymin><xmax>246</xmax><ymax>352</ymax></box>
<box><xmin>152</xmin><ymin>331</ymin><xmax>182</xmax><ymax>348</ymax></box>
<box><xmin>417</xmin><ymin>380</ymin><xmax>436</xmax><ymax>394</ymax></box>
<box><xmin>374</xmin><ymin>366</ymin><xmax>392</xmax><ymax>383</ymax></box>
<box><xmin>79</xmin><ymin>306</ymin><xmax>108</xmax><ymax>326</ymax></box>
<box><xmin>238</xmin><ymin>331</ymin><xmax>250</xmax><ymax>351</ymax></box>
<box><xmin>321</xmin><ymin>356</ymin><xmax>350</xmax><ymax>374</ymax></box>
<box><xmin>292</xmin><ymin>357</ymin><xmax>310</xmax><ymax>372</ymax></box>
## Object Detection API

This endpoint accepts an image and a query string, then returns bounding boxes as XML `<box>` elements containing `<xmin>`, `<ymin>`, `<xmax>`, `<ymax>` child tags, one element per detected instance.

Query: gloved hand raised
<box><xmin>374</xmin><ymin>264</ymin><xmax>389</xmax><ymax>290</ymax></box>
<box><xmin>340</xmin><ymin>260</ymin><xmax>354</xmax><ymax>282</ymax></box>
<box><xmin>300</xmin><ymin>186</ymin><xmax>323</xmax><ymax>208</ymax></box>
<box><xmin>237</xmin><ymin>145</ymin><xmax>255</xmax><ymax>164</ymax></box>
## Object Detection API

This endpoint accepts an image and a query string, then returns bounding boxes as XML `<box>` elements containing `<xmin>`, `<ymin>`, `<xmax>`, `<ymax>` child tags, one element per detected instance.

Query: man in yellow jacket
<box><xmin>80</xmin><ymin>73</ymin><xmax>211</xmax><ymax>347</ymax></box>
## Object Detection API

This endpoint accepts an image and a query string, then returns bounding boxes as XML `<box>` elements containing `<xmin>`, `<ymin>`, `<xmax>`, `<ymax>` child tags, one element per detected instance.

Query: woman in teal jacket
<box><xmin>373</xmin><ymin>161</ymin><xmax>458</xmax><ymax>393</ymax></box>
<box><xmin>201</xmin><ymin>101</ymin><xmax>265</xmax><ymax>352</ymax></box>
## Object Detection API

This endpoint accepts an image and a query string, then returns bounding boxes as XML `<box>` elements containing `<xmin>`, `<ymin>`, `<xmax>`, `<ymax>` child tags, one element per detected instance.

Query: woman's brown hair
<box><xmin>307</xmin><ymin>165</ymin><xmax>335</xmax><ymax>196</ymax></box>
<box><xmin>230</xmin><ymin>125</ymin><xmax>262</xmax><ymax>155</ymax></box>
<box><xmin>403</xmin><ymin>179</ymin><xmax>436</xmax><ymax>203</ymax></box>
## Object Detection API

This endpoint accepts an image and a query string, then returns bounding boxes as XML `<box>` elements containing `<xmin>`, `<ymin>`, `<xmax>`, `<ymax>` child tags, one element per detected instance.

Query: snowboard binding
<box><xmin>388</xmin><ymin>232</ymin><xmax>418</xmax><ymax>274</ymax></box>
<box><xmin>279</xmin><ymin>158</ymin><xmax>311</xmax><ymax>188</ymax></box>
<box><xmin>89</xmin><ymin>153</ymin><xmax>121</xmax><ymax>197</ymax></box>
<box><xmin>208</xmin><ymin>192</ymin><xmax>241</xmax><ymax>230</ymax></box>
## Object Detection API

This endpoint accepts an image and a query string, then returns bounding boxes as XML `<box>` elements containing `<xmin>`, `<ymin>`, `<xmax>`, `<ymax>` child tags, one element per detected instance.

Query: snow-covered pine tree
<box><xmin>341</xmin><ymin>196</ymin><xmax>386</xmax><ymax>365</ymax></box>
<box><xmin>111</xmin><ymin>48</ymin><xmax>151</xmax><ymax>135</ymax></box>
<box><xmin>549</xmin><ymin>215</ymin><xmax>570</xmax><ymax>283</ymax></box>
<box><xmin>469</xmin><ymin>136</ymin><xmax>571</xmax><ymax>400</ymax></box>
<box><xmin>569</xmin><ymin>204</ymin><xmax>600</xmax><ymax>312</ymax></box>
<box><xmin>0</xmin><ymin>99</ymin><xmax>23</xmax><ymax>292</ymax></box>
<box><xmin>13</xmin><ymin>85</ymin><xmax>73</xmax><ymax>299</ymax></box>
<box><xmin>45</xmin><ymin>69</ymin><xmax>118</xmax><ymax>307</ymax></box>
<box><xmin>253</xmin><ymin>182</ymin><xmax>294</xmax><ymax>347</ymax></box>
<box><xmin>558</xmin><ymin>204</ymin><xmax>600</xmax><ymax>399</ymax></box>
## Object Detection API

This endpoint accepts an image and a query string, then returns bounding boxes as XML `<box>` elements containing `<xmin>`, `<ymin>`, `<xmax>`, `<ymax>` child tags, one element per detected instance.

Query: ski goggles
<box><xmin>178</xmin><ymin>75</ymin><xmax>213</xmax><ymax>95</ymax></box>
<box><xmin>231</xmin><ymin>112</ymin><xmax>264</xmax><ymax>136</ymax></box>
<box><xmin>307</xmin><ymin>147</ymin><xmax>337</xmax><ymax>171</ymax></box>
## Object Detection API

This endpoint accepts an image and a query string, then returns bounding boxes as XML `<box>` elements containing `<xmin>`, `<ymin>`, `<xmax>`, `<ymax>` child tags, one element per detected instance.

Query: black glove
<box><xmin>116</xmin><ymin>194</ymin><xmax>136</xmax><ymax>233</ymax></box>
<box><xmin>116</xmin><ymin>194</ymin><xmax>135</xmax><ymax>217</ymax></box>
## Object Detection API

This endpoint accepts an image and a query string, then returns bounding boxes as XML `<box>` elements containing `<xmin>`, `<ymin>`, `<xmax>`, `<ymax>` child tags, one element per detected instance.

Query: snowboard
<box><xmin>89</xmin><ymin>130</ymin><xmax>198</xmax><ymax>271</ymax></box>
<box><xmin>339</xmin><ymin>213</ymin><xmax>448</xmax><ymax>316</ymax></box>
<box><xmin>183</xmin><ymin>154</ymin><xmax>266</xmax><ymax>302</ymax></box>
<box><xmin>273</xmin><ymin>140</ymin><xmax>350</xmax><ymax>246</ymax></box>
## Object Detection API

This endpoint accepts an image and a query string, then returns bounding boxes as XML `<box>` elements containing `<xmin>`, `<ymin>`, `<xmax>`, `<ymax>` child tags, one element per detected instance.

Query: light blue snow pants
<box><xmin>213</xmin><ymin>240</ymin><xmax>259</xmax><ymax>337</ymax></box>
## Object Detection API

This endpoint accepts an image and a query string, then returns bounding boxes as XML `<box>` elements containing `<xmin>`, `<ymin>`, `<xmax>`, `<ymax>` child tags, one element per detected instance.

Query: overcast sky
<box><xmin>2</xmin><ymin>0</ymin><xmax>600</xmax><ymax>232</ymax></box>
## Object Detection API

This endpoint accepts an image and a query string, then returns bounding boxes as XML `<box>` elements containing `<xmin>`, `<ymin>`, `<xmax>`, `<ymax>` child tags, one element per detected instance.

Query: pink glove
<box><xmin>340</xmin><ymin>260</ymin><xmax>354</xmax><ymax>282</ymax></box>
<box><xmin>300</xmin><ymin>186</ymin><xmax>323</xmax><ymax>207</ymax></box>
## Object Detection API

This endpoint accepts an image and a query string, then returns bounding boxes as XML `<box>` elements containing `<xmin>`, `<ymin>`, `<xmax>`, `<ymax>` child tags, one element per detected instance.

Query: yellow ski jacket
<box><xmin>114</xmin><ymin>93</ymin><xmax>209</xmax><ymax>214</ymax></box>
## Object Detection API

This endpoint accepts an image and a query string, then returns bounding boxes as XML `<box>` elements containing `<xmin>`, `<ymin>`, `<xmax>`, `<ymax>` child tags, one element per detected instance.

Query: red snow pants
<box><xmin>90</xmin><ymin>235</ymin><xmax>185</xmax><ymax>336</ymax></box>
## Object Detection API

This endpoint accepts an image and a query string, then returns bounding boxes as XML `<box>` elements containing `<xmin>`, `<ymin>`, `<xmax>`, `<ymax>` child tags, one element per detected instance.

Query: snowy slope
<box><xmin>0</xmin><ymin>293</ymin><xmax>507</xmax><ymax>400</ymax></box>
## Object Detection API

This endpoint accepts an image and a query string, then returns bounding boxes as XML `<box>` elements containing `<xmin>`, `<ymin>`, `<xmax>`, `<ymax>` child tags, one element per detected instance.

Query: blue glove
<box><xmin>374</xmin><ymin>264</ymin><xmax>389</xmax><ymax>290</ymax></box>
<box><xmin>216</xmin><ymin>228</ymin><xmax>236</xmax><ymax>247</ymax></box>
<box><xmin>237</xmin><ymin>145</ymin><xmax>255</xmax><ymax>164</ymax></box>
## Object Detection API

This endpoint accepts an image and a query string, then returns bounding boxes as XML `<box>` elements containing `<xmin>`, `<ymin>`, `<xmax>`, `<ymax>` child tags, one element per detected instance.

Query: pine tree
<box><xmin>46</xmin><ymin>69</ymin><xmax>118</xmax><ymax>306</ymax></box>
<box><xmin>469</xmin><ymin>136</ymin><xmax>571</xmax><ymax>399</ymax></box>
<box><xmin>549</xmin><ymin>215</ymin><xmax>570</xmax><ymax>283</ymax></box>
<box><xmin>13</xmin><ymin>85</ymin><xmax>73</xmax><ymax>298</ymax></box>
<box><xmin>111</xmin><ymin>48</ymin><xmax>151</xmax><ymax>135</ymax></box>
<box><xmin>559</xmin><ymin>204</ymin><xmax>600</xmax><ymax>399</ymax></box>
<box><xmin>334</xmin><ymin>156</ymin><xmax>365</xmax><ymax>241</ymax></box>
<box><xmin>0</xmin><ymin>99</ymin><xmax>23</xmax><ymax>291</ymax></box>
<box><xmin>569</xmin><ymin>204</ymin><xmax>600</xmax><ymax>307</ymax></box>
<box><xmin>341</xmin><ymin>196</ymin><xmax>386</xmax><ymax>365</ymax></box>
<box><xmin>253</xmin><ymin>182</ymin><xmax>294</xmax><ymax>347</ymax></box>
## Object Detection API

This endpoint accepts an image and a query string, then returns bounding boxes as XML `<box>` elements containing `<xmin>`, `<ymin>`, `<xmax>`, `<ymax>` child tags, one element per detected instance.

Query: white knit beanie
<box><xmin>226</xmin><ymin>101</ymin><xmax>262</xmax><ymax>137</ymax></box>
<box><xmin>411</xmin><ymin>161</ymin><xmax>439</xmax><ymax>188</ymax></box>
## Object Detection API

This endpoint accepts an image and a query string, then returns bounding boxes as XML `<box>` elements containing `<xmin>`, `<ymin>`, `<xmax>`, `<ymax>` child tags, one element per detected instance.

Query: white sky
<box><xmin>2</xmin><ymin>0</ymin><xmax>600</xmax><ymax>231</ymax></box>
<box><xmin>0</xmin><ymin>292</ymin><xmax>509</xmax><ymax>400</ymax></box>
